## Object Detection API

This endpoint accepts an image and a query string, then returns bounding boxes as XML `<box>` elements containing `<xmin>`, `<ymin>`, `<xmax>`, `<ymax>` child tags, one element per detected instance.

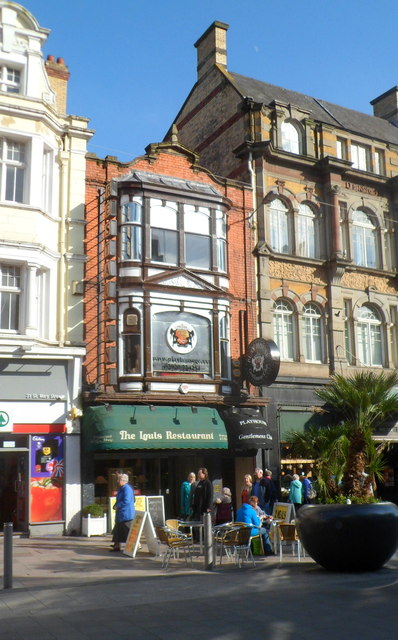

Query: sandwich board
<box><xmin>272</xmin><ymin>502</ymin><xmax>295</xmax><ymax>522</ymax></box>
<box><xmin>123</xmin><ymin>510</ymin><xmax>158</xmax><ymax>557</ymax></box>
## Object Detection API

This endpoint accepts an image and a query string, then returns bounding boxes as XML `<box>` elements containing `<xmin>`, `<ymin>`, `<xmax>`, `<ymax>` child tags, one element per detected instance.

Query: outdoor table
<box><xmin>178</xmin><ymin>520</ymin><xmax>204</xmax><ymax>554</ymax></box>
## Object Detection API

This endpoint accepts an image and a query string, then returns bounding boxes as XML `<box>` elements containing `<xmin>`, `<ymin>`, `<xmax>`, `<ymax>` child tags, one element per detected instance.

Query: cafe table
<box><xmin>178</xmin><ymin>520</ymin><xmax>204</xmax><ymax>554</ymax></box>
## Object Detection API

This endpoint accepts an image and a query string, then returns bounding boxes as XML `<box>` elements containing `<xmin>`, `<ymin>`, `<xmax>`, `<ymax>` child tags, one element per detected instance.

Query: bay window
<box><xmin>184</xmin><ymin>205</ymin><xmax>211</xmax><ymax>269</ymax></box>
<box><xmin>121</xmin><ymin>198</ymin><xmax>142</xmax><ymax>261</ymax></box>
<box><xmin>150</xmin><ymin>199</ymin><xmax>178</xmax><ymax>265</ymax></box>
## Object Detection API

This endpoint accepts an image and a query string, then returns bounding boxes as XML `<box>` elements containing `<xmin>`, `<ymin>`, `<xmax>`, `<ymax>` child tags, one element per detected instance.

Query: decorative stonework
<box><xmin>269</xmin><ymin>261</ymin><xmax>327</xmax><ymax>285</ymax></box>
<box><xmin>341</xmin><ymin>272</ymin><xmax>396</xmax><ymax>294</ymax></box>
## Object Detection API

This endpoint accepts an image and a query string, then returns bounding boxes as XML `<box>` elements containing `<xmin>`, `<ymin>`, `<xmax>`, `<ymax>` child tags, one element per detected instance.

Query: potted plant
<box><xmin>289</xmin><ymin>371</ymin><xmax>398</xmax><ymax>571</ymax></box>
<box><xmin>81</xmin><ymin>503</ymin><xmax>108</xmax><ymax>537</ymax></box>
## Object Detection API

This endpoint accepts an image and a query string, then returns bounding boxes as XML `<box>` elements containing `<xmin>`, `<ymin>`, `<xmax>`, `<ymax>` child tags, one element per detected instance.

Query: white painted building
<box><xmin>0</xmin><ymin>2</ymin><xmax>92</xmax><ymax>535</ymax></box>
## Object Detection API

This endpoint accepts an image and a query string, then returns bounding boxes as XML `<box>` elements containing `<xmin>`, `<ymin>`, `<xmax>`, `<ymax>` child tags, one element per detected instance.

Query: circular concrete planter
<box><xmin>296</xmin><ymin>502</ymin><xmax>398</xmax><ymax>571</ymax></box>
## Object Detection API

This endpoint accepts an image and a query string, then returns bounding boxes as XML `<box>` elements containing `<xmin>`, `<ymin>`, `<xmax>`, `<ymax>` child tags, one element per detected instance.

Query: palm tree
<box><xmin>287</xmin><ymin>423</ymin><xmax>348</xmax><ymax>501</ymax></box>
<box><xmin>315</xmin><ymin>371</ymin><xmax>398</xmax><ymax>498</ymax></box>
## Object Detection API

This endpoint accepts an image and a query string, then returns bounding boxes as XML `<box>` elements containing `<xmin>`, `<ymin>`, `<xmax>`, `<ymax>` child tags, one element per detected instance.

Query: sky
<box><xmin>22</xmin><ymin>0</ymin><xmax>398</xmax><ymax>163</ymax></box>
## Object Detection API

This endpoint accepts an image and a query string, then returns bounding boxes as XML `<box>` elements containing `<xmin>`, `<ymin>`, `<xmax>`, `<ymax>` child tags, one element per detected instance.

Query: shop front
<box><xmin>0</xmin><ymin>358</ymin><xmax>81</xmax><ymax>535</ymax></box>
<box><xmin>82</xmin><ymin>404</ymin><xmax>239</xmax><ymax>519</ymax></box>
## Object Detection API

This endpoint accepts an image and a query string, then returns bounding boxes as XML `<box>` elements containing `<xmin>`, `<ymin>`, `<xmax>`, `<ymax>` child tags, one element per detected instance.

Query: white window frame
<box><xmin>0</xmin><ymin>137</ymin><xmax>26</xmax><ymax>203</ymax></box>
<box><xmin>351</xmin><ymin>143</ymin><xmax>370</xmax><ymax>171</ymax></box>
<box><xmin>216</xmin><ymin>209</ymin><xmax>227</xmax><ymax>272</ymax></box>
<box><xmin>281</xmin><ymin>121</ymin><xmax>301</xmax><ymax>154</ymax></box>
<box><xmin>0</xmin><ymin>263</ymin><xmax>21</xmax><ymax>332</ymax></box>
<box><xmin>184</xmin><ymin>204</ymin><xmax>211</xmax><ymax>270</ymax></box>
<box><xmin>352</xmin><ymin>209</ymin><xmax>378</xmax><ymax>268</ymax></box>
<box><xmin>219</xmin><ymin>311</ymin><xmax>230</xmax><ymax>379</ymax></box>
<box><xmin>269</xmin><ymin>198</ymin><xmax>291</xmax><ymax>254</ymax></box>
<box><xmin>150</xmin><ymin>199</ymin><xmax>178</xmax><ymax>265</ymax></box>
<box><xmin>302</xmin><ymin>303</ymin><xmax>322</xmax><ymax>363</ymax></box>
<box><xmin>0</xmin><ymin>64</ymin><xmax>21</xmax><ymax>94</ymax></box>
<box><xmin>297</xmin><ymin>203</ymin><xmax>318</xmax><ymax>258</ymax></box>
<box><xmin>120</xmin><ymin>198</ymin><xmax>143</xmax><ymax>261</ymax></box>
<box><xmin>356</xmin><ymin>305</ymin><xmax>383</xmax><ymax>367</ymax></box>
<box><xmin>273</xmin><ymin>300</ymin><xmax>295</xmax><ymax>361</ymax></box>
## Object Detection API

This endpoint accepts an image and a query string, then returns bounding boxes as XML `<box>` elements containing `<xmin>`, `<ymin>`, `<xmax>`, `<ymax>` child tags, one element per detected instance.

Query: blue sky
<box><xmin>24</xmin><ymin>0</ymin><xmax>398</xmax><ymax>163</ymax></box>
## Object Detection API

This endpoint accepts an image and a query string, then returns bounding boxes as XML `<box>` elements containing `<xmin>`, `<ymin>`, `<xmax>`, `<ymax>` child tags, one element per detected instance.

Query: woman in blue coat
<box><xmin>111</xmin><ymin>473</ymin><xmax>135</xmax><ymax>551</ymax></box>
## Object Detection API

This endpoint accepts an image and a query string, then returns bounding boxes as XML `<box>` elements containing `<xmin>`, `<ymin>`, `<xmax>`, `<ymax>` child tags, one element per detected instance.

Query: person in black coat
<box><xmin>191</xmin><ymin>467</ymin><xmax>213</xmax><ymax>521</ymax></box>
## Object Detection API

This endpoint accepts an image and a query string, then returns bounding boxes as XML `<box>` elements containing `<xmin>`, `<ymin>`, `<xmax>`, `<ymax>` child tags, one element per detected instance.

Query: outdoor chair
<box><xmin>165</xmin><ymin>519</ymin><xmax>181</xmax><ymax>532</ymax></box>
<box><xmin>234</xmin><ymin>526</ymin><xmax>256</xmax><ymax>567</ymax></box>
<box><xmin>277</xmin><ymin>523</ymin><xmax>303</xmax><ymax>562</ymax></box>
<box><xmin>215</xmin><ymin>525</ymin><xmax>241</xmax><ymax>565</ymax></box>
<box><xmin>155</xmin><ymin>526</ymin><xmax>194</xmax><ymax>569</ymax></box>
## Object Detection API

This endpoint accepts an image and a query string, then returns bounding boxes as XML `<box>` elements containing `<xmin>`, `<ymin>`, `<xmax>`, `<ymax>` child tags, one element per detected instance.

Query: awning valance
<box><xmin>82</xmin><ymin>405</ymin><xmax>228</xmax><ymax>451</ymax></box>
<box><xmin>222</xmin><ymin>410</ymin><xmax>273</xmax><ymax>450</ymax></box>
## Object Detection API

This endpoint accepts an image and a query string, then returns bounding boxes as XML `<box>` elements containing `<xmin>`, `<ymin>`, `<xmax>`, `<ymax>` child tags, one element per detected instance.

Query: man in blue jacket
<box><xmin>236</xmin><ymin>496</ymin><xmax>274</xmax><ymax>555</ymax></box>
<box><xmin>111</xmin><ymin>473</ymin><xmax>135</xmax><ymax>551</ymax></box>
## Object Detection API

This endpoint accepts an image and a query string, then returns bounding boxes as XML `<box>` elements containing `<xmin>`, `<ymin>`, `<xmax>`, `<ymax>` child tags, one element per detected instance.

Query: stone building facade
<box><xmin>167</xmin><ymin>21</ymin><xmax>398</xmax><ymax>498</ymax></box>
<box><xmin>0</xmin><ymin>2</ymin><xmax>92</xmax><ymax>534</ymax></box>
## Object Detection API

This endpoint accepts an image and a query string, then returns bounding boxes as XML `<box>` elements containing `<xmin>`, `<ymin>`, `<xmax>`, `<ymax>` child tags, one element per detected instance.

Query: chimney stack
<box><xmin>371</xmin><ymin>86</ymin><xmax>398</xmax><ymax>123</ymax></box>
<box><xmin>194</xmin><ymin>21</ymin><xmax>229</xmax><ymax>81</ymax></box>
<box><xmin>45</xmin><ymin>55</ymin><xmax>70</xmax><ymax>114</ymax></box>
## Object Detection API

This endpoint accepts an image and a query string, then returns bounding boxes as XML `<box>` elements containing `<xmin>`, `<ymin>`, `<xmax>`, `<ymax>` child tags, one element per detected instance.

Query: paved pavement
<box><xmin>1</xmin><ymin>534</ymin><xmax>398</xmax><ymax>639</ymax></box>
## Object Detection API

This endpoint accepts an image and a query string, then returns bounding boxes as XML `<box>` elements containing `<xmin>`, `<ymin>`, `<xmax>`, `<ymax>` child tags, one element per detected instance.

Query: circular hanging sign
<box><xmin>243</xmin><ymin>338</ymin><xmax>280</xmax><ymax>387</ymax></box>
<box><xmin>167</xmin><ymin>321</ymin><xmax>197</xmax><ymax>354</ymax></box>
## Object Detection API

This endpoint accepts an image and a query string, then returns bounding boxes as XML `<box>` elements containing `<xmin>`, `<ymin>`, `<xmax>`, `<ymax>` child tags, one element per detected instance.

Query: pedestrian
<box><xmin>191</xmin><ymin>467</ymin><xmax>213</xmax><ymax>521</ymax></box>
<box><xmin>110</xmin><ymin>473</ymin><xmax>135</xmax><ymax>552</ymax></box>
<box><xmin>264</xmin><ymin>469</ymin><xmax>277</xmax><ymax>515</ymax></box>
<box><xmin>214</xmin><ymin>487</ymin><xmax>233</xmax><ymax>524</ymax></box>
<box><xmin>288</xmin><ymin>473</ymin><xmax>302</xmax><ymax>513</ymax></box>
<box><xmin>241</xmin><ymin>474</ymin><xmax>252</xmax><ymax>504</ymax></box>
<box><xmin>250</xmin><ymin>467</ymin><xmax>270</xmax><ymax>513</ymax></box>
<box><xmin>301</xmin><ymin>472</ymin><xmax>314</xmax><ymax>504</ymax></box>
<box><xmin>180</xmin><ymin>472</ymin><xmax>196</xmax><ymax>519</ymax></box>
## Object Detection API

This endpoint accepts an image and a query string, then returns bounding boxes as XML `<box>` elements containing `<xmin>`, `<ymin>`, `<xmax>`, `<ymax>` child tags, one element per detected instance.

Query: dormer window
<box><xmin>281</xmin><ymin>120</ymin><xmax>301</xmax><ymax>154</ymax></box>
<box><xmin>0</xmin><ymin>65</ymin><xmax>20</xmax><ymax>94</ymax></box>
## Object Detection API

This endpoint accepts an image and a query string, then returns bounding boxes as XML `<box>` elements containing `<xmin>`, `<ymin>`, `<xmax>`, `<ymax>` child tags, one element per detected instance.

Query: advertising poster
<box><xmin>30</xmin><ymin>435</ymin><xmax>64</xmax><ymax>522</ymax></box>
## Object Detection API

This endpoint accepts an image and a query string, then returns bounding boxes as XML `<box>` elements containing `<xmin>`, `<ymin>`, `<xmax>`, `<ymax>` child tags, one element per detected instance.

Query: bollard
<box><xmin>203</xmin><ymin>512</ymin><xmax>214</xmax><ymax>571</ymax></box>
<box><xmin>3</xmin><ymin>522</ymin><xmax>13</xmax><ymax>589</ymax></box>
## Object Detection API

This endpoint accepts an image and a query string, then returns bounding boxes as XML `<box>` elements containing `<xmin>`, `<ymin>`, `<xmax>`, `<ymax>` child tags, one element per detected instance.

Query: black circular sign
<box><xmin>243</xmin><ymin>338</ymin><xmax>280</xmax><ymax>387</ymax></box>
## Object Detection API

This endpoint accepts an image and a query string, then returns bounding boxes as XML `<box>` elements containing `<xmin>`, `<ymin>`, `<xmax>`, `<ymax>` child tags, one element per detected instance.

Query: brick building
<box><xmin>167</xmin><ymin>21</ymin><xmax>398</xmax><ymax>499</ymax></box>
<box><xmin>82</xmin><ymin>136</ymin><xmax>271</xmax><ymax>517</ymax></box>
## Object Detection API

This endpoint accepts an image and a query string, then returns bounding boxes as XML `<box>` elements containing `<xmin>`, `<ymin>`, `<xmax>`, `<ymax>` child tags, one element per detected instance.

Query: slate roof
<box><xmin>118</xmin><ymin>170</ymin><xmax>221</xmax><ymax>196</ymax></box>
<box><xmin>229</xmin><ymin>71</ymin><xmax>398</xmax><ymax>146</ymax></box>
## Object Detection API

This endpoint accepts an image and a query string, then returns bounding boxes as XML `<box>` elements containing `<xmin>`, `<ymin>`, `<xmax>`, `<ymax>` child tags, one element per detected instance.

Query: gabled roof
<box><xmin>229</xmin><ymin>71</ymin><xmax>398</xmax><ymax>146</ymax></box>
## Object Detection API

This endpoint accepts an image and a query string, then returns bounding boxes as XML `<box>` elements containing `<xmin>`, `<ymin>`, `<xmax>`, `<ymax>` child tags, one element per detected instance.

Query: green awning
<box><xmin>83</xmin><ymin>405</ymin><xmax>228</xmax><ymax>451</ymax></box>
<box><xmin>279</xmin><ymin>409</ymin><xmax>332</xmax><ymax>441</ymax></box>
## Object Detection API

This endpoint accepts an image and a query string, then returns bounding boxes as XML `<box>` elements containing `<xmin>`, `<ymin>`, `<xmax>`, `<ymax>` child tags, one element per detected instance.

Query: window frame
<box><xmin>297</xmin><ymin>202</ymin><xmax>319</xmax><ymax>258</ymax></box>
<box><xmin>0</xmin><ymin>262</ymin><xmax>21</xmax><ymax>332</ymax></box>
<box><xmin>281</xmin><ymin>120</ymin><xmax>302</xmax><ymax>154</ymax></box>
<box><xmin>302</xmin><ymin>303</ymin><xmax>323</xmax><ymax>363</ymax></box>
<box><xmin>356</xmin><ymin>304</ymin><xmax>383</xmax><ymax>367</ymax></box>
<box><xmin>0</xmin><ymin>137</ymin><xmax>26</xmax><ymax>203</ymax></box>
<box><xmin>273</xmin><ymin>299</ymin><xmax>295</xmax><ymax>361</ymax></box>
<box><xmin>269</xmin><ymin>198</ymin><xmax>291</xmax><ymax>254</ymax></box>
<box><xmin>351</xmin><ymin>208</ymin><xmax>379</xmax><ymax>268</ymax></box>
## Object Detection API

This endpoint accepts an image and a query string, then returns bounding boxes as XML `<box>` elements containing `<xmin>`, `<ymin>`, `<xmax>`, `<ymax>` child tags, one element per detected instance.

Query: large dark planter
<box><xmin>296</xmin><ymin>502</ymin><xmax>398</xmax><ymax>571</ymax></box>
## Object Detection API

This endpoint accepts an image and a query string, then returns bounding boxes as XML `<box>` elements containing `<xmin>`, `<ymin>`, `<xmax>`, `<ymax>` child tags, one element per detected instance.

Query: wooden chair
<box><xmin>155</xmin><ymin>526</ymin><xmax>193</xmax><ymax>569</ymax></box>
<box><xmin>278</xmin><ymin>523</ymin><xmax>303</xmax><ymax>562</ymax></box>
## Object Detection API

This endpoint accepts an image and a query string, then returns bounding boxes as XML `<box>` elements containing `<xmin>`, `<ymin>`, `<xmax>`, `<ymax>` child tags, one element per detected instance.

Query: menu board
<box><xmin>146</xmin><ymin>496</ymin><xmax>165</xmax><ymax>527</ymax></box>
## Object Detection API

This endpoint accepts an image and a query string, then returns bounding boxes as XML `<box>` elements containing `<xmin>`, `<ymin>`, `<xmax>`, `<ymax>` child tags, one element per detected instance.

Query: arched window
<box><xmin>281</xmin><ymin>121</ymin><xmax>301</xmax><ymax>154</ymax></box>
<box><xmin>352</xmin><ymin>209</ymin><xmax>378</xmax><ymax>268</ymax></box>
<box><xmin>302</xmin><ymin>303</ymin><xmax>322</xmax><ymax>363</ymax></box>
<box><xmin>269</xmin><ymin>198</ymin><xmax>291</xmax><ymax>254</ymax></box>
<box><xmin>297</xmin><ymin>203</ymin><xmax>318</xmax><ymax>258</ymax></box>
<box><xmin>273</xmin><ymin>300</ymin><xmax>295</xmax><ymax>360</ymax></box>
<box><xmin>356</xmin><ymin>305</ymin><xmax>382</xmax><ymax>366</ymax></box>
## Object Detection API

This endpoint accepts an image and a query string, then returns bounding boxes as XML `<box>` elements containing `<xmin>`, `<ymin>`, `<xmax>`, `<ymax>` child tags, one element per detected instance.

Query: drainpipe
<box><xmin>57</xmin><ymin>134</ymin><xmax>69</xmax><ymax>346</ymax></box>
